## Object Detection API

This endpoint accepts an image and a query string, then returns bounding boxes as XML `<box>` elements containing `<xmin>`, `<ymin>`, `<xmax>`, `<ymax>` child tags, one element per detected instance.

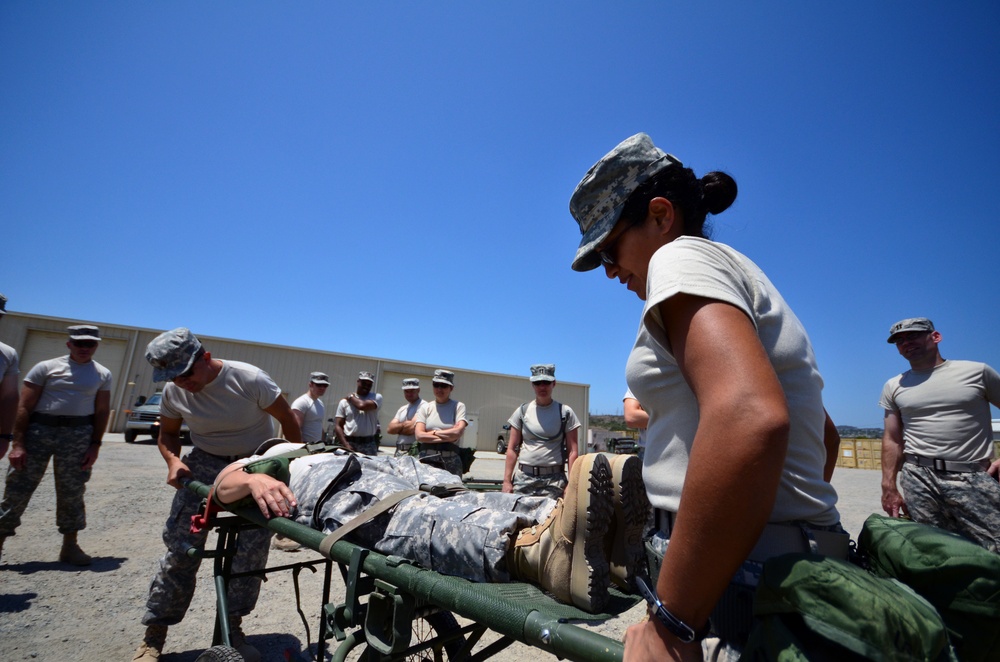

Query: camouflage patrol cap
<box><xmin>146</xmin><ymin>327</ymin><xmax>203</xmax><ymax>382</ymax></box>
<box><xmin>432</xmin><ymin>369</ymin><xmax>455</xmax><ymax>386</ymax></box>
<box><xmin>569</xmin><ymin>133</ymin><xmax>682</xmax><ymax>272</ymax></box>
<box><xmin>529</xmin><ymin>364</ymin><xmax>556</xmax><ymax>382</ymax></box>
<box><xmin>68</xmin><ymin>325</ymin><xmax>101</xmax><ymax>341</ymax></box>
<box><xmin>357</xmin><ymin>371</ymin><xmax>375</xmax><ymax>383</ymax></box>
<box><xmin>0</xmin><ymin>293</ymin><xmax>7</xmax><ymax>315</ymax></box>
<box><xmin>310</xmin><ymin>371</ymin><xmax>330</xmax><ymax>385</ymax></box>
<box><xmin>401</xmin><ymin>378</ymin><xmax>420</xmax><ymax>390</ymax></box>
<box><xmin>887</xmin><ymin>318</ymin><xmax>935</xmax><ymax>344</ymax></box>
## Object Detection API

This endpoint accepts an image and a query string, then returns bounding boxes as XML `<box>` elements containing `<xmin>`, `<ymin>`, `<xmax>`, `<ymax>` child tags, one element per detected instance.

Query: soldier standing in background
<box><xmin>290</xmin><ymin>371</ymin><xmax>329</xmax><ymax>443</ymax></box>
<box><xmin>0</xmin><ymin>324</ymin><xmax>111</xmax><ymax>566</ymax></box>
<box><xmin>389</xmin><ymin>378</ymin><xmax>424</xmax><ymax>457</ymax></box>
<box><xmin>334</xmin><ymin>371</ymin><xmax>382</xmax><ymax>455</ymax></box>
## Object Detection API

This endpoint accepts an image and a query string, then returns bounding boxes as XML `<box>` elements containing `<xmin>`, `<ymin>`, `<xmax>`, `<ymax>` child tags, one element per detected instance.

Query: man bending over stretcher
<box><xmin>214</xmin><ymin>443</ymin><xmax>648</xmax><ymax>612</ymax></box>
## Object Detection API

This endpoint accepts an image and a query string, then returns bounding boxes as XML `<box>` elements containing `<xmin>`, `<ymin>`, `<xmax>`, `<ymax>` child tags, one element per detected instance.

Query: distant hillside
<box><xmin>589</xmin><ymin>414</ymin><xmax>627</xmax><ymax>431</ymax></box>
<box><xmin>837</xmin><ymin>426</ymin><xmax>883</xmax><ymax>439</ymax></box>
<box><xmin>591</xmin><ymin>415</ymin><xmax>882</xmax><ymax>439</ymax></box>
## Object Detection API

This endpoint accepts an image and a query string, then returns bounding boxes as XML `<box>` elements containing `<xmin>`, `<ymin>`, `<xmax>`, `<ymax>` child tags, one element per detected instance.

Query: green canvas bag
<box><xmin>742</xmin><ymin>553</ymin><xmax>956</xmax><ymax>661</ymax></box>
<box><xmin>859</xmin><ymin>514</ymin><xmax>1000</xmax><ymax>662</ymax></box>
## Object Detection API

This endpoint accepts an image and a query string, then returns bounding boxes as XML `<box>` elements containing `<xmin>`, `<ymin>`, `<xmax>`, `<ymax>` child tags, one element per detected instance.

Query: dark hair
<box><xmin>619</xmin><ymin>164</ymin><xmax>737</xmax><ymax>239</ymax></box>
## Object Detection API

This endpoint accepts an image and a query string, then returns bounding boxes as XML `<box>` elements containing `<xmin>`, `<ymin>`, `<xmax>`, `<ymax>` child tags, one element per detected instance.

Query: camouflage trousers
<box><xmin>347</xmin><ymin>436</ymin><xmax>379</xmax><ymax>456</ymax></box>
<box><xmin>143</xmin><ymin>447</ymin><xmax>272</xmax><ymax>626</ymax></box>
<box><xmin>290</xmin><ymin>452</ymin><xmax>555</xmax><ymax>582</ymax></box>
<box><xmin>0</xmin><ymin>422</ymin><xmax>93</xmax><ymax>536</ymax></box>
<box><xmin>900</xmin><ymin>463</ymin><xmax>1000</xmax><ymax>553</ymax></box>
<box><xmin>513</xmin><ymin>468</ymin><xmax>567</xmax><ymax>499</ymax></box>
<box><xmin>416</xmin><ymin>448</ymin><xmax>464</xmax><ymax>478</ymax></box>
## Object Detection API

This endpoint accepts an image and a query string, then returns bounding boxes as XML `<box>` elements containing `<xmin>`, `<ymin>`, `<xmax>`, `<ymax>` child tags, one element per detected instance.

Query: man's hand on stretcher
<box><xmin>214</xmin><ymin>463</ymin><xmax>298</xmax><ymax>519</ymax></box>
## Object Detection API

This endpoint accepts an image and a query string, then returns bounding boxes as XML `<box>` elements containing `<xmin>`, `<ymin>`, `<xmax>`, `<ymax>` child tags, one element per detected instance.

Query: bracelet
<box><xmin>635</xmin><ymin>575</ymin><xmax>710</xmax><ymax>643</ymax></box>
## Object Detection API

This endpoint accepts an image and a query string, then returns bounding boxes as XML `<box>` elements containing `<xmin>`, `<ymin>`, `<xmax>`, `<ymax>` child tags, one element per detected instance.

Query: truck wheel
<box><xmin>497</xmin><ymin>439</ymin><xmax>505</xmax><ymax>454</ymax></box>
<box><xmin>124</xmin><ymin>429</ymin><xmax>137</xmax><ymax>444</ymax></box>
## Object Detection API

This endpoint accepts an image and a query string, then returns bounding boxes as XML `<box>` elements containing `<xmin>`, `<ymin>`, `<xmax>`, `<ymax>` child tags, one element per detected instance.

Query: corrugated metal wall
<box><xmin>0</xmin><ymin>312</ymin><xmax>589</xmax><ymax>450</ymax></box>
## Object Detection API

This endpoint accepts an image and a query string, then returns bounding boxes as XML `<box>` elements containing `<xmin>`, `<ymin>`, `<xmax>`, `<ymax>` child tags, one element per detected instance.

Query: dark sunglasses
<box><xmin>175</xmin><ymin>361</ymin><xmax>199</xmax><ymax>381</ymax></box>
<box><xmin>432</xmin><ymin>383</ymin><xmax>451</xmax><ymax>388</ymax></box>
<box><xmin>71</xmin><ymin>340</ymin><xmax>98</xmax><ymax>349</ymax></box>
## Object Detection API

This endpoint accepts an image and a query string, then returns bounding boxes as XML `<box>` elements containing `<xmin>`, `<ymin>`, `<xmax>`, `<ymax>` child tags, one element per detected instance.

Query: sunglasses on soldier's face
<box><xmin>71</xmin><ymin>340</ymin><xmax>98</xmax><ymax>349</ymax></box>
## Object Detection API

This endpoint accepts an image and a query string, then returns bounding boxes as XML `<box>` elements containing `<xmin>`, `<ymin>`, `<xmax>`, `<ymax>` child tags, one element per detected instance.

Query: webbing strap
<box><xmin>318</xmin><ymin>489</ymin><xmax>421</xmax><ymax>558</ymax></box>
<box><xmin>316</xmin><ymin>481</ymin><xmax>467</xmax><ymax>558</ymax></box>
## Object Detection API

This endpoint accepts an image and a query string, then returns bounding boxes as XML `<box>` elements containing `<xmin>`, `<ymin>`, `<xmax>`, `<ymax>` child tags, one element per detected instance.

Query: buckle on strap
<box><xmin>933</xmin><ymin>457</ymin><xmax>947</xmax><ymax>472</ymax></box>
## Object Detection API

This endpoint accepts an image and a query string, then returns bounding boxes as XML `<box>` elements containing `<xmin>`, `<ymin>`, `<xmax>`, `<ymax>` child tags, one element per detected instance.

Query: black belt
<box><xmin>30</xmin><ymin>412</ymin><xmax>94</xmax><ymax>427</ymax></box>
<box><xmin>519</xmin><ymin>463</ymin><xmax>564</xmax><ymax>476</ymax></box>
<box><xmin>349</xmin><ymin>435</ymin><xmax>379</xmax><ymax>444</ymax></box>
<box><xmin>397</xmin><ymin>443</ymin><xmax>414</xmax><ymax>451</ymax></box>
<box><xmin>197</xmin><ymin>448</ymin><xmax>245</xmax><ymax>463</ymax></box>
<box><xmin>904</xmin><ymin>453</ymin><xmax>988</xmax><ymax>473</ymax></box>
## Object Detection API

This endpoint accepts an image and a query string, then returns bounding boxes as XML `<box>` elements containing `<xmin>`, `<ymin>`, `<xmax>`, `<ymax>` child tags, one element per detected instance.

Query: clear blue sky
<box><xmin>3</xmin><ymin>3</ymin><xmax>998</xmax><ymax>427</ymax></box>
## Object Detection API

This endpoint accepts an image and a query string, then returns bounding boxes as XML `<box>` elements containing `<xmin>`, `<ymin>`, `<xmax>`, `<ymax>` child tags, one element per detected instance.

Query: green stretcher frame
<box><xmin>185</xmin><ymin>479</ymin><xmax>637</xmax><ymax>661</ymax></box>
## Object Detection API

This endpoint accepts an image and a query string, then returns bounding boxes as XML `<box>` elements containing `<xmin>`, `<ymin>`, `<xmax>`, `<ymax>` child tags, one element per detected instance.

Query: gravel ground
<box><xmin>0</xmin><ymin>437</ymin><xmax>885</xmax><ymax>662</ymax></box>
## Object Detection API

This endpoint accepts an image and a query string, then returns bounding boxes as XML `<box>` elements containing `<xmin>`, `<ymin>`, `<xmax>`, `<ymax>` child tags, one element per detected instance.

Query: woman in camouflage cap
<box><xmin>569</xmin><ymin>133</ymin><xmax>845</xmax><ymax>661</ymax></box>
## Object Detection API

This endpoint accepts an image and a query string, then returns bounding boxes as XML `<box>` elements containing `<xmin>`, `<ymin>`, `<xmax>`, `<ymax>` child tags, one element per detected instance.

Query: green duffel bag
<box><xmin>742</xmin><ymin>553</ymin><xmax>956</xmax><ymax>662</ymax></box>
<box><xmin>859</xmin><ymin>514</ymin><xmax>1000</xmax><ymax>662</ymax></box>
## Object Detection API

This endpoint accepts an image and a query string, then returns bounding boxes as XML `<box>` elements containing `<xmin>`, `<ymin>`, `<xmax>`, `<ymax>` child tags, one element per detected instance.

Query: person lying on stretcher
<box><xmin>214</xmin><ymin>442</ymin><xmax>648</xmax><ymax>612</ymax></box>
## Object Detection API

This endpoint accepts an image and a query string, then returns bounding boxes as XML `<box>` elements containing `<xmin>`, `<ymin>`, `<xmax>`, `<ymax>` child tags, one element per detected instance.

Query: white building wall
<box><xmin>0</xmin><ymin>312</ymin><xmax>589</xmax><ymax>450</ymax></box>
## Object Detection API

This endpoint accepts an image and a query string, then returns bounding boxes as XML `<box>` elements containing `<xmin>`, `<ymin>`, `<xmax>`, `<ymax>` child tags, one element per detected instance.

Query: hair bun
<box><xmin>701</xmin><ymin>171</ymin><xmax>737</xmax><ymax>215</ymax></box>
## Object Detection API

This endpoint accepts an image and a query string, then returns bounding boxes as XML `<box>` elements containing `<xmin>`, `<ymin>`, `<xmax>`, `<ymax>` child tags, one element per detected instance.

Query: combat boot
<box><xmin>59</xmin><ymin>532</ymin><xmax>92</xmax><ymax>566</ymax></box>
<box><xmin>272</xmin><ymin>533</ymin><xmax>302</xmax><ymax>552</ymax></box>
<box><xmin>510</xmin><ymin>453</ymin><xmax>613</xmax><ymax>612</ymax></box>
<box><xmin>606</xmin><ymin>453</ymin><xmax>650</xmax><ymax>590</ymax></box>
<box><xmin>131</xmin><ymin>624</ymin><xmax>167</xmax><ymax>661</ymax></box>
<box><xmin>228</xmin><ymin>617</ymin><xmax>262</xmax><ymax>662</ymax></box>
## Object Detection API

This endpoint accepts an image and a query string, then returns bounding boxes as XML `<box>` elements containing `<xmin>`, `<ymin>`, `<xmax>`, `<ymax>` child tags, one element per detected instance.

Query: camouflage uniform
<box><xmin>899</xmin><ymin>464</ymin><xmax>1000</xmax><ymax>553</ymax></box>
<box><xmin>512</xmin><ymin>471</ymin><xmax>566</xmax><ymax>499</ymax></box>
<box><xmin>0</xmin><ymin>422</ymin><xmax>93</xmax><ymax>536</ymax></box>
<box><xmin>143</xmin><ymin>447</ymin><xmax>271</xmax><ymax>625</ymax></box>
<box><xmin>350</xmin><ymin>437</ymin><xmax>380</xmax><ymax>457</ymax></box>
<box><xmin>288</xmin><ymin>452</ymin><xmax>554</xmax><ymax>582</ymax></box>
<box><xmin>415</xmin><ymin>447</ymin><xmax>464</xmax><ymax>478</ymax></box>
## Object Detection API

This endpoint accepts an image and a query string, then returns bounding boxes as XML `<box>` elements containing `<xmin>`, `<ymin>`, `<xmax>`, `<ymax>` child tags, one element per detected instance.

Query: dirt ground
<box><xmin>0</xmin><ymin>437</ymin><xmax>885</xmax><ymax>662</ymax></box>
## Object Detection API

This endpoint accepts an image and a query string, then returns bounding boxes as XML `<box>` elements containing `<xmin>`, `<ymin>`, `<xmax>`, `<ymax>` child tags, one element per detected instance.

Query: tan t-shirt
<box><xmin>161</xmin><ymin>360</ymin><xmax>280</xmax><ymax>457</ymax></box>
<box><xmin>26</xmin><ymin>355</ymin><xmax>112</xmax><ymax>417</ymax></box>
<box><xmin>626</xmin><ymin>237</ymin><xmax>839</xmax><ymax>526</ymax></box>
<box><xmin>879</xmin><ymin>359</ymin><xmax>1000</xmax><ymax>461</ymax></box>
<box><xmin>508</xmin><ymin>400</ymin><xmax>580</xmax><ymax>466</ymax></box>
<box><xmin>415</xmin><ymin>400</ymin><xmax>467</xmax><ymax>441</ymax></box>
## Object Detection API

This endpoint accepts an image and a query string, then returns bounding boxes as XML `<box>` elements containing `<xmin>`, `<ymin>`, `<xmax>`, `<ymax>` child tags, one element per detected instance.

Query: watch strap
<box><xmin>635</xmin><ymin>574</ymin><xmax>710</xmax><ymax>644</ymax></box>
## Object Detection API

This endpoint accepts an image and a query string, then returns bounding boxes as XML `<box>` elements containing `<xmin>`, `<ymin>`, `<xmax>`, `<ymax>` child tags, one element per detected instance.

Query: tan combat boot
<box><xmin>59</xmin><ymin>532</ymin><xmax>92</xmax><ymax>566</ymax></box>
<box><xmin>510</xmin><ymin>453</ymin><xmax>613</xmax><ymax>612</ymax></box>
<box><xmin>228</xmin><ymin>617</ymin><xmax>262</xmax><ymax>662</ymax></box>
<box><xmin>606</xmin><ymin>453</ymin><xmax>650</xmax><ymax>590</ymax></box>
<box><xmin>272</xmin><ymin>533</ymin><xmax>302</xmax><ymax>552</ymax></box>
<box><xmin>131</xmin><ymin>624</ymin><xmax>167</xmax><ymax>661</ymax></box>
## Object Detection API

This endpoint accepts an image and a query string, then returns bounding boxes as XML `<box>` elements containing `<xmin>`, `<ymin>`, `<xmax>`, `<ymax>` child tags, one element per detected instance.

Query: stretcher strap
<box><xmin>316</xmin><ymin>482</ymin><xmax>466</xmax><ymax>557</ymax></box>
<box><xmin>319</xmin><ymin>489</ymin><xmax>421</xmax><ymax>557</ymax></box>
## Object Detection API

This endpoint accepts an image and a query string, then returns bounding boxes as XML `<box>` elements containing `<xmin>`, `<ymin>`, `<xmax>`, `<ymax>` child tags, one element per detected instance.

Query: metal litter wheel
<box><xmin>195</xmin><ymin>645</ymin><xmax>244</xmax><ymax>662</ymax></box>
<box><xmin>406</xmin><ymin>610</ymin><xmax>466</xmax><ymax>662</ymax></box>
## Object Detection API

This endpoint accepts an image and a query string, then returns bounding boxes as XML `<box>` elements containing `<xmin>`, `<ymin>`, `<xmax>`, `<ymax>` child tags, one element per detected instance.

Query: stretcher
<box><xmin>184</xmin><ymin>478</ymin><xmax>639</xmax><ymax>662</ymax></box>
